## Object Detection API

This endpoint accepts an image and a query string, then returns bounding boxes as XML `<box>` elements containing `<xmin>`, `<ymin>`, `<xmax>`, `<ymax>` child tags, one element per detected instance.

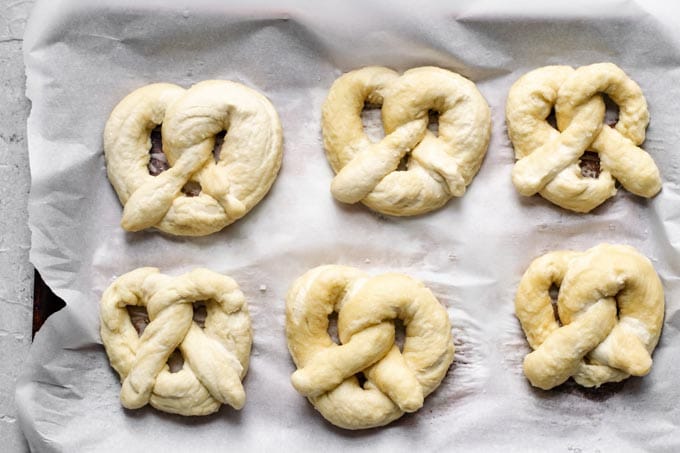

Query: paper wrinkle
<box><xmin>16</xmin><ymin>0</ymin><xmax>680</xmax><ymax>451</ymax></box>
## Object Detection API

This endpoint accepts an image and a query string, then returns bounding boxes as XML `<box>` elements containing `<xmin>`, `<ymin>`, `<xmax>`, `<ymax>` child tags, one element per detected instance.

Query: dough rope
<box><xmin>506</xmin><ymin>63</ymin><xmax>661</xmax><ymax>212</ymax></box>
<box><xmin>100</xmin><ymin>268</ymin><xmax>252</xmax><ymax>415</ymax></box>
<box><xmin>286</xmin><ymin>265</ymin><xmax>454</xmax><ymax>429</ymax></box>
<box><xmin>104</xmin><ymin>81</ymin><xmax>283</xmax><ymax>236</ymax></box>
<box><xmin>322</xmin><ymin>66</ymin><xmax>491</xmax><ymax>216</ymax></box>
<box><xmin>515</xmin><ymin>244</ymin><xmax>665</xmax><ymax>390</ymax></box>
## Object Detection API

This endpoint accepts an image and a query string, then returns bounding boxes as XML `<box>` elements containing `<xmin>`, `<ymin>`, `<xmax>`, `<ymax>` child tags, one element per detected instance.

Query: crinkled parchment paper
<box><xmin>15</xmin><ymin>0</ymin><xmax>680</xmax><ymax>451</ymax></box>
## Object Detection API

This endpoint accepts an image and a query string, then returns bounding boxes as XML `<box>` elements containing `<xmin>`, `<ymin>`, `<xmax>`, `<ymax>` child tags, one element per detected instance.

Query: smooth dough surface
<box><xmin>515</xmin><ymin>244</ymin><xmax>664</xmax><ymax>390</ymax></box>
<box><xmin>322</xmin><ymin>66</ymin><xmax>491</xmax><ymax>216</ymax></box>
<box><xmin>285</xmin><ymin>265</ymin><xmax>454</xmax><ymax>430</ymax></box>
<box><xmin>104</xmin><ymin>80</ymin><xmax>283</xmax><ymax>236</ymax></box>
<box><xmin>100</xmin><ymin>267</ymin><xmax>252</xmax><ymax>415</ymax></box>
<box><xmin>506</xmin><ymin>63</ymin><xmax>661</xmax><ymax>213</ymax></box>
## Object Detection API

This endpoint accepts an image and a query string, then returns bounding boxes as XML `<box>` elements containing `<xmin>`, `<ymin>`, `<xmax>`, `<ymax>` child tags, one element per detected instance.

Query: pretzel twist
<box><xmin>507</xmin><ymin>63</ymin><xmax>661</xmax><ymax>212</ymax></box>
<box><xmin>286</xmin><ymin>265</ymin><xmax>454</xmax><ymax>429</ymax></box>
<box><xmin>322</xmin><ymin>66</ymin><xmax>491</xmax><ymax>216</ymax></box>
<box><xmin>100</xmin><ymin>268</ymin><xmax>252</xmax><ymax>415</ymax></box>
<box><xmin>515</xmin><ymin>244</ymin><xmax>664</xmax><ymax>390</ymax></box>
<box><xmin>104</xmin><ymin>81</ymin><xmax>282</xmax><ymax>236</ymax></box>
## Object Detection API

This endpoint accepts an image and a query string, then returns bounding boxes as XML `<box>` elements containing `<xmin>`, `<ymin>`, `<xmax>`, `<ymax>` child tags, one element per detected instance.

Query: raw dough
<box><xmin>286</xmin><ymin>265</ymin><xmax>454</xmax><ymax>429</ymax></box>
<box><xmin>515</xmin><ymin>244</ymin><xmax>665</xmax><ymax>390</ymax></box>
<box><xmin>506</xmin><ymin>63</ymin><xmax>661</xmax><ymax>213</ymax></box>
<box><xmin>100</xmin><ymin>267</ymin><xmax>252</xmax><ymax>415</ymax></box>
<box><xmin>104</xmin><ymin>80</ymin><xmax>283</xmax><ymax>236</ymax></box>
<box><xmin>322</xmin><ymin>66</ymin><xmax>491</xmax><ymax>216</ymax></box>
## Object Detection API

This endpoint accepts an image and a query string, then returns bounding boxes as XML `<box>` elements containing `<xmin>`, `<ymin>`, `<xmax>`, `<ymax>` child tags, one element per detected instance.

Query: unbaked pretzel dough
<box><xmin>286</xmin><ymin>265</ymin><xmax>454</xmax><ymax>429</ymax></box>
<box><xmin>100</xmin><ymin>267</ymin><xmax>252</xmax><ymax>415</ymax></box>
<box><xmin>322</xmin><ymin>66</ymin><xmax>491</xmax><ymax>216</ymax></box>
<box><xmin>506</xmin><ymin>63</ymin><xmax>661</xmax><ymax>212</ymax></box>
<box><xmin>515</xmin><ymin>244</ymin><xmax>664</xmax><ymax>390</ymax></box>
<box><xmin>104</xmin><ymin>80</ymin><xmax>282</xmax><ymax>236</ymax></box>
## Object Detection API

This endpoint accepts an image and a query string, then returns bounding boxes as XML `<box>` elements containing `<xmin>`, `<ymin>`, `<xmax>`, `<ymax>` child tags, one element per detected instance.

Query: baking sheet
<box><xmin>16</xmin><ymin>0</ymin><xmax>680</xmax><ymax>451</ymax></box>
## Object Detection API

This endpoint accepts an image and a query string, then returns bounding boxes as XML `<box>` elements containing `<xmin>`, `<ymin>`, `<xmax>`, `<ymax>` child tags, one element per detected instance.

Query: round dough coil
<box><xmin>286</xmin><ymin>265</ymin><xmax>454</xmax><ymax>429</ymax></box>
<box><xmin>100</xmin><ymin>267</ymin><xmax>252</xmax><ymax>415</ymax></box>
<box><xmin>515</xmin><ymin>244</ymin><xmax>664</xmax><ymax>390</ymax></box>
<box><xmin>104</xmin><ymin>80</ymin><xmax>283</xmax><ymax>236</ymax></box>
<box><xmin>506</xmin><ymin>63</ymin><xmax>661</xmax><ymax>212</ymax></box>
<box><xmin>322</xmin><ymin>66</ymin><xmax>491</xmax><ymax>216</ymax></box>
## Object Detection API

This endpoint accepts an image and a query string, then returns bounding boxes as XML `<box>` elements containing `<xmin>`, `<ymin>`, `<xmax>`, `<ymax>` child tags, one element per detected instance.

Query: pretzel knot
<box><xmin>100</xmin><ymin>268</ymin><xmax>252</xmax><ymax>415</ymax></box>
<box><xmin>322</xmin><ymin>66</ymin><xmax>491</xmax><ymax>216</ymax></box>
<box><xmin>506</xmin><ymin>63</ymin><xmax>661</xmax><ymax>213</ymax></box>
<box><xmin>104</xmin><ymin>80</ymin><xmax>283</xmax><ymax>236</ymax></box>
<box><xmin>515</xmin><ymin>244</ymin><xmax>665</xmax><ymax>390</ymax></box>
<box><xmin>286</xmin><ymin>265</ymin><xmax>454</xmax><ymax>429</ymax></box>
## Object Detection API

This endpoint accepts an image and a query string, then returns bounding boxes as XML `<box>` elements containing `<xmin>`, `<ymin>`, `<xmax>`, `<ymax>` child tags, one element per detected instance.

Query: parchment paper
<box><xmin>15</xmin><ymin>0</ymin><xmax>680</xmax><ymax>451</ymax></box>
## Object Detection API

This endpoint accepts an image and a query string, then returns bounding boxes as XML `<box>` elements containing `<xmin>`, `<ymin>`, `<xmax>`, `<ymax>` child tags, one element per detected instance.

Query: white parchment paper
<box><xmin>16</xmin><ymin>0</ymin><xmax>680</xmax><ymax>451</ymax></box>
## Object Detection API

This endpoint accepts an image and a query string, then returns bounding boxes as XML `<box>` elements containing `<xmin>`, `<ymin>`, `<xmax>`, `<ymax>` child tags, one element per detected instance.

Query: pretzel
<box><xmin>515</xmin><ymin>244</ymin><xmax>664</xmax><ymax>390</ymax></box>
<box><xmin>104</xmin><ymin>80</ymin><xmax>282</xmax><ymax>236</ymax></box>
<box><xmin>100</xmin><ymin>267</ymin><xmax>252</xmax><ymax>415</ymax></box>
<box><xmin>506</xmin><ymin>63</ymin><xmax>661</xmax><ymax>213</ymax></box>
<box><xmin>286</xmin><ymin>265</ymin><xmax>454</xmax><ymax>429</ymax></box>
<box><xmin>322</xmin><ymin>66</ymin><xmax>491</xmax><ymax>216</ymax></box>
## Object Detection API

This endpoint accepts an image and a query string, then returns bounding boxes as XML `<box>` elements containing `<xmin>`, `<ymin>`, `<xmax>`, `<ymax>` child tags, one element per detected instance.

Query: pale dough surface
<box><xmin>515</xmin><ymin>244</ymin><xmax>665</xmax><ymax>390</ymax></box>
<box><xmin>100</xmin><ymin>267</ymin><xmax>252</xmax><ymax>416</ymax></box>
<box><xmin>506</xmin><ymin>63</ymin><xmax>661</xmax><ymax>212</ymax></box>
<box><xmin>285</xmin><ymin>265</ymin><xmax>454</xmax><ymax>430</ymax></box>
<box><xmin>322</xmin><ymin>66</ymin><xmax>491</xmax><ymax>216</ymax></box>
<box><xmin>104</xmin><ymin>80</ymin><xmax>283</xmax><ymax>236</ymax></box>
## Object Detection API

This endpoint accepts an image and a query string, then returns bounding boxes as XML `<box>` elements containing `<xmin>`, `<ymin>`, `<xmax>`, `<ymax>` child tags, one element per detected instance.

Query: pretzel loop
<box><xmin>323</xmin><ymin>66</ymin><xmax>491</xmax><ymax>216</ymax></box>
<box><xmin>100</xmin><ymin>268</ymin><xmax>252</xmax><ymax>415</ymax></box>
<box><xmin>286</xmin><ymin>265</ymin><xmax>454</xmax><ymax>430</ymax></box>
<box><xmin>507</xmin><ymin>63</ymin><xmax>661</xmax><ymax>212</ymax></box>
<box><xmin>104</xmin><ymin>80</ymin><xmax>282</xmax><ymax>236</ymax></box>
<box><xmin>515</xmin><ymin>244</ymin><xmax>664</xmax><ymax>390</ymax></box>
